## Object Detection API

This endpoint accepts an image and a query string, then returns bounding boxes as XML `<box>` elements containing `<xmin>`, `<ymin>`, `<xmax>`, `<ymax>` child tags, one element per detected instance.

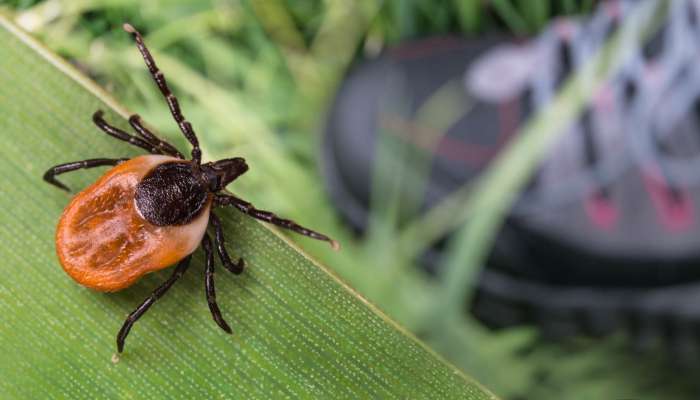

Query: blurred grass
<box><xmin>4</xmin><ymin>0</ymin><xmax>700</xmax><ymax>399</ymax></box>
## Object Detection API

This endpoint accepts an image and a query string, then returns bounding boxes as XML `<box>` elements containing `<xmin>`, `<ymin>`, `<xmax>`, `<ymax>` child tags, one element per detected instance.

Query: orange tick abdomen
<box><xmin>55</xmin><ymin>155</ymin><xmax>211</xmax><ymax>292</ymax></box>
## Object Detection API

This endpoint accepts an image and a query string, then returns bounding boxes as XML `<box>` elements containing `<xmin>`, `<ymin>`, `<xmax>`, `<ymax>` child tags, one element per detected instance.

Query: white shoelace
<box><xmin>468</xmin><ymin>0</ymin><xmax>700</xmax><ymax>214</ymax></box>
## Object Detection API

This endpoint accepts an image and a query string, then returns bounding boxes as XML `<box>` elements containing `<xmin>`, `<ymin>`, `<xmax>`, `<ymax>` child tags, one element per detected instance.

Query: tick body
<box><xmin>56</xmin><ymin>155</ymin><xmax>211</xmax><ymax>291</ymax></box>
<box><xmin>44</xmin><ymin>24</ymin><xmax>338</xmax><ymax>353</ymax></box>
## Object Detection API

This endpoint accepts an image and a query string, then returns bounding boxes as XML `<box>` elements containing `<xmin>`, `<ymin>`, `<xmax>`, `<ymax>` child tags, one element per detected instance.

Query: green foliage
<box><xmin>4</xmin><ymin>1</ymin><xmax>700</xmax><ymax>399</ymax></box>
<box><xmin>0</xmin><ymin>16</ymin><xmax>496</xmax><ymax>399</ymax></box>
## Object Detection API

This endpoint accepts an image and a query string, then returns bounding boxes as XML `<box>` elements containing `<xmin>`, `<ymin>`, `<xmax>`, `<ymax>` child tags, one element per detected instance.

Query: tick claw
<box><xmin>220</xmin><ymin>322</ymin><xmax>233</xmax><ymax>334</ymax></box>
<box><xmin>52</xmin><ymin>180</ymin><xmax>70</xmax><ymax>192</ymax></box>
<box><xmin>213</xmin><ymin>314</ymin><xmax>231</xmax><ymax>333</ymax></box>
<box><xmin>230</xmin><ymin>258</ymin><xmax>245</xmax><ymax>275</ymax></box>
<box><xmin>225</xmin><ymin>258</ymin><xmax>244</xmax><ymax>275</ymax></box>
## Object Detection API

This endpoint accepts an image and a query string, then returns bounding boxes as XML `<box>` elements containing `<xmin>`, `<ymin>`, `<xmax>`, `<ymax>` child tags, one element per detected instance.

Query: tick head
<box><xmin>202</xmin><ymin>157</ymin><xmax>249</xmax><ymax>192</ymax></box>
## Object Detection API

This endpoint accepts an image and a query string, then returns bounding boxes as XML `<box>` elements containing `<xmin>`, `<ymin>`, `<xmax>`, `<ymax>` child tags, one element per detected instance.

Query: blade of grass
<box><xmin>249</xmin><ymin>0</ymin><xmax>312</xmax><ymax>88</ymax></box>
<box><xmin>562</xmin><ymin>0</ymin><xmax>578</xmax><ymax>14</ymax></box>
<box><xmin>490</xmin><ymin>0</ymin><xmax>529</xmax><ymax>34</ymax></box>
<box><xmin>521</xmin><ymin>0</ymin><xmax>550</xmax><ymax>31</ymax></box>
<box><xmin>453</xmin><ymin>0</ymin><xmax>481</xmax><ymax>32</ymax></box>
<box><xmin>0</xmin><ymin>15</ymin><xmax>497</xmax><ymax>400</ymax></box>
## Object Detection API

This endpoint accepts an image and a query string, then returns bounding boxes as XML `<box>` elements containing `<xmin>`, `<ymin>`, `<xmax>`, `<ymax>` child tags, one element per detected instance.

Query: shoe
<box><xmin>321</xmin><ymin>0</ymin><xmax>700</xmax><ymax>358</ymax></box>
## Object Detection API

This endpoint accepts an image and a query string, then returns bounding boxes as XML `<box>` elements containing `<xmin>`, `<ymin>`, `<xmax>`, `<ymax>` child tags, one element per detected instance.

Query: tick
<box><xmin>43</xmin><ymin>23</ymin><xmax>338</xmax><ymax>353</ymax></box>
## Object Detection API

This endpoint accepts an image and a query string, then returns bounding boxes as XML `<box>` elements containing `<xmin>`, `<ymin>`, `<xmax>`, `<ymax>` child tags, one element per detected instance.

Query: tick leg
<box><xmin>93</xmin><ymin>110</ymin><xmax>162</xmax><ymax>155</ymax></box>
<box><xmin>202</xmin><ymin>233</ymin><xmax>233</xmax><ymax>333</ymax></box>
<box><xmin>123</xmin><ymin>24</ymin><xmax>202</xmax><ymax>164</ymax></box>
<box><xmin>116</xmin><ymin>255</ymin><xmax>192</xmax><ymax>353</ymax></box>
<box><xmin>210</xmin><ymin>213</ymin><xmax>245</xmax><ymax>275</ymax></box>
<box><xmin>43</xmin><ymin>158</ymin><xmax>128</xmax><ymax>192</ymax></box>
<box><xmin>128</xmin><ymin>114</ymin><xmax>185</xmax><ymax>159</ymax></box>
<box><xmin>215</xmin><ymin>194</ymin><xmax>339</xmax><ymax>250</ymax></box>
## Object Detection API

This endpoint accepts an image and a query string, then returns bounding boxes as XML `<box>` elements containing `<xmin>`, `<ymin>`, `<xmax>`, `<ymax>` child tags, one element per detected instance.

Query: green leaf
<box><xmin>489</xmin><ymin>0</ymin><xmax>529</xmax><ymax>34</ymax></box>
<box><xmin>0</xmin><ymin>15</ymin><xmax>496</xmax><ymax>400</ymax></box>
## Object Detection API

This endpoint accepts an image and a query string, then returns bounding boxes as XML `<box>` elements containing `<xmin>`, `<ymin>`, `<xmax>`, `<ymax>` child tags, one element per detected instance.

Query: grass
<box><xmin>3</xmin><ymin>0</ymin><xmax>700</xmax><ymax>398</ymax></box>
<box><xmin>0</xmin><ymin>13</ymin><xmax>497</xmax><ymax>399</ymax></box>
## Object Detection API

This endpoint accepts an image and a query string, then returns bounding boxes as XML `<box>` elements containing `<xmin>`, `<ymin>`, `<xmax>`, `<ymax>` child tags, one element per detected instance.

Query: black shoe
<box><xmin>321</xmin><ymin>0</ymin><xmax>700</xmax><ymax>359</ymax></box>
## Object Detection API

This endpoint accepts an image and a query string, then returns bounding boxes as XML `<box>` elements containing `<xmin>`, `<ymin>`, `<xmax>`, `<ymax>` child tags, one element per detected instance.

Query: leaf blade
<box><xmin>0</xmin><ymin>15</ymin><xmax>496</xmax><ymax>400</ymax></box>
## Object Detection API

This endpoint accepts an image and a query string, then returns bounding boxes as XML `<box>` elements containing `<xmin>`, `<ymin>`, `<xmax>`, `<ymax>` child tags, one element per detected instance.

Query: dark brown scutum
<box><xmin>135</xmin><ymin>162</ymin><xmax>209</xmax><ymax>226</ymax></box>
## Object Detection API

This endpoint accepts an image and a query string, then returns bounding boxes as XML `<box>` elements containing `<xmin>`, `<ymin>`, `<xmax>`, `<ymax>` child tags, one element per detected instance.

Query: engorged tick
<box><xmin>43</xmin><ymin>23</ymin><xmax>339</xmax><ymax>354</ymax></box>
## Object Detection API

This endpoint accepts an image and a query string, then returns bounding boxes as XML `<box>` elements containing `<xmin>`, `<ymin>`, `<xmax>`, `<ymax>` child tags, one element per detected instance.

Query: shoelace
<box><xmin>468</xmin><ymin>0</ymin><xmax>700</xmax><ymax>224</ymax></box>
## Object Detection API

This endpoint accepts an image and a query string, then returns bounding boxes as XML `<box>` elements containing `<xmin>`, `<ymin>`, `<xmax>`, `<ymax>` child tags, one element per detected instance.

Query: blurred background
<box><xmin>5</xmin><ymin>0</ymin><xmax>700</xmax><ymax>398</ymax></box>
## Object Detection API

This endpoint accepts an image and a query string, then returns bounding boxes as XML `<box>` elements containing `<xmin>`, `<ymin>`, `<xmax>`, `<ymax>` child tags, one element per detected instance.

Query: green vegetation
<box><xmin>2</xmin><ymin>1</ymin><xmax>699</xmax><ymax>398</ymax></box>
<box><xmin>0</xmin><ymin>14</ymin><xmax>496</xmax><ymax>399</ymax></box>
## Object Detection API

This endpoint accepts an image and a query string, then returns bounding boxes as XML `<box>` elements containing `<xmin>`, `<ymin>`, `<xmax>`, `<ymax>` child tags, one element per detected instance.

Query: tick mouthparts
<box><xmin>123</xmin><ymin>23</ymin><xmax>136</xmax><ymax>34</ymax></box>
<box><xmin>329</xmin><ymin>240</ymin><xmax>341</xmax><ymax>251</ymax></box>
